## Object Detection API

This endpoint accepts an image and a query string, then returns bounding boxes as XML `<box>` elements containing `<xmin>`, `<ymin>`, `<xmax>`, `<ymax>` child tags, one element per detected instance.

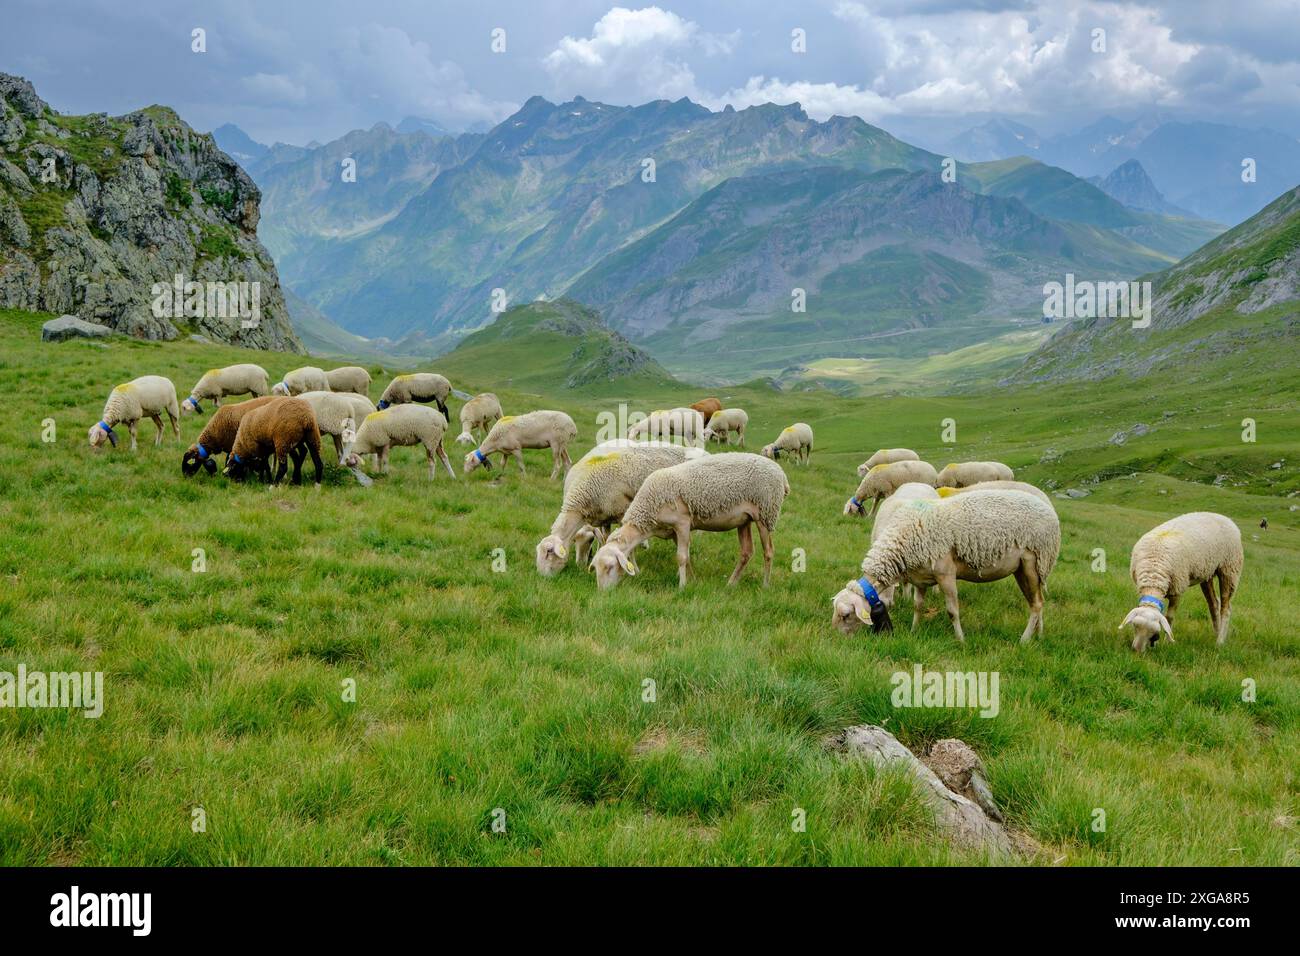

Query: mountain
<box><xmin>212</xmin><ymin>123</ymin><xmax>269</xmax><ymax>167</ymax></box>
<box><xmin>946</xmin><ymin>118</ymin><xmax>1042</xmax><ymax>163</ymax></box>
<box><xmin>1015</xmin><ymin>184</ymin><xmax>1300</xmax><ymax>383</ymax></box>
<box><xmin>395</xmin><ymin>116</ymin><xmax>455</xmax><ymax>138</ymax></box>
<box><xmin>0</xmin><ymin>73</ymin><xmax>301</xmax><ymax>350</ymax></box>
<box><xmin>1087</xmin><ymin>159</ymin><xmax>1193</xmax><ymax>216</ymax></box>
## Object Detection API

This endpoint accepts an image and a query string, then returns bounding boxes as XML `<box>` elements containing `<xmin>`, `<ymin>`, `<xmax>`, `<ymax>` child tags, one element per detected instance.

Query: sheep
<box><xmin>88</xmin><ymin>376</ymin><xmax>179</xmax><ymax>451</ymax></box>
<box><xmin>937</xmin><ymin>480</ymin><xmax>1052</xmax><ymax>506</ymax></box>
<box><xmin>271</xmin><ymin>366</ymin><xmax>330</xmax><ymax>397</ymax></box>
<box><xmin>935</xmin><ymin>461</ymin><xmax>1015</xmax><ymax>488</ymax></box>
<box><xmin>536</xmin><ymin>443</ymin><xmax>707</xmax><ymax>576</ymax></box>
<box><xmin>591</xmin><ymin>452</ymin><xmax>790</xmax><ymax>590</ymax></box>
<box><xmin>324</xmin><ymin>366</ymin><xmax>372</xmax><ymax>397</ymax></box>
<box><xmin>702</xmin><ymin>407</ymin><xmax>748</xmax><ymax>447</ymax></box>
<box><xmin>224</xmin><ymin>397</ymin><xmax>324</xmax><ymax>487</ymax></box>
<box><xmin>845</xmin><ymin>459</ymin><xmax>939</xmax><ymax>516</ymax></box>
<box><xmin>830</xmin><ymin>489</ymin><xmax>1060</xmax><ymax>643</ymax></box>
<box><xmin>857</xmin><ymin>448</ymin><xmax>919</xmax><ymax>477</ymax></box>
<box><xmin>455</xmin><ymin>393</ymin><xmax>504</xmax><ymax>445</ymax></box>
<box><xmin>296</xmin><ymin>390</ymin><xmax>368</xmax><ymax>464</ymax></box>
<box><xmin>1119</xmin><ymin>512</ymin><xmax>1243</xmax><ymax>652</ymax></box>
<box><xmin>627</xmin><ymin>407</ymin><xmax>705</xmax><ymax>445</ymax></box>
<box><xmin>761</xmin><ymin>422</ymin><xmax>814</xmax><ymax>465</ymax></box>
<box><xmin>182</xmin><ymin>364</ymin><xmax>269</xmax><ymax>414</ymax></box>
<box><xmin>182</xmin><ymin>395</ymin><xmax>281</xmax><ymax>476</ymax></box>
<box><xmin>870</xmin><ymin>482</ymin><xmax>941</xmax><ymax>608</ymax></box>
<box><xmin>464</xmin><ymin>410</ymin><xmax>578</xmax><ymax>479</ymax></box>
<box><xmin>343</xmin><ymin>404</ymin><xmax>455</xmax><ymax>480</ymax></box>
<box><xmin>690</xmin><ymin>397</ymin><xmax>723</xmax><ymax>425</ymax></box>
<box><xmin>377</xmin><ymin>372</ymin><xmax>452</xmax><ymax>422</ymax></box>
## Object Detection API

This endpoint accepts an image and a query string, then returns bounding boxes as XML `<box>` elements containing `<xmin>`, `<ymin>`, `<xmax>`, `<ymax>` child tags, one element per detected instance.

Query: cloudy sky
<box><xmin>4</xmin><ymin>0</ymin><xmax>1299</xmax><ymax>146</ymax></box>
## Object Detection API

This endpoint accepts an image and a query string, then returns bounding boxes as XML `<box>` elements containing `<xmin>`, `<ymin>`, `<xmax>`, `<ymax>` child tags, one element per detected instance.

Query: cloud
<box><xmin>706</xmin><ymin>77</ymin><xmax>899</xmax><ymax>122</ymax></box>
<box><xmin>239</xmin><ymin>72</ymin><xmax>308</xmax><ymax>105</ymax></box>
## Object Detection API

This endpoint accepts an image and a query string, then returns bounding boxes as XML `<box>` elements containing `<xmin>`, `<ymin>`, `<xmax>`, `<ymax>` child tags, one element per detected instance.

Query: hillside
<box><xmin>0</xmin><ymin>73</ymin><xmax>301</xmax><ymax>351</ymax></box>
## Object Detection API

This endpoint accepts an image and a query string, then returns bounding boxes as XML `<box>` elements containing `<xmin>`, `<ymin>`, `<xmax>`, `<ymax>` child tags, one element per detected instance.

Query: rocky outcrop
<box><xmin>0</xmin><ymin>72</ymin><xmax>301</xmax><ymax>352</ymax></box>
<box><xmin>41</xmin><ymin>314</ymin><xmax>113</xmax><ymax>341</ymax></box>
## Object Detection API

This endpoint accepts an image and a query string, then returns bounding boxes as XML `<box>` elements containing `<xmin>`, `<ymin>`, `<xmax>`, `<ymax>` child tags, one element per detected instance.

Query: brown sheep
<box><xmin>182</xmin><ymin>396</ymin><xmax>282</xmax><ymax>477</ymax></box>
<box><xmin>223</xmin><ymin>398</ymin><xmax>325</xmax><ymax>487</ymax></box>
<box><xmin>690</xmin><ymin>397</ymin><xmax>723</xmax><ymax>425</ymax></box>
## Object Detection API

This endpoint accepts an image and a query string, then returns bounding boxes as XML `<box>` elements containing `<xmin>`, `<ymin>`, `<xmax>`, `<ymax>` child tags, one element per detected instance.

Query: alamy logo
<box><xmin>151</xmin><ymin>274</ymin><xmax>261</xmax><ymax>329</ymax></box>
<box><xmin>50</xmin><ymin>886</ymin><xmax>151</xmax><ymax>936</ymax></box>
<box><xmin>0</xmin><ymin>666</ymin><xmax>103</xmax><ymax>718</ymax></box>
<box><xmin>891</xmin><ymin>665</ymin><xmax>1000</xmax><ymax>718</ymax></box>
<box><xmin>1043</xmin><ymin>274</ymin><xmax>1152</xmax><ymax>329</ymax></box>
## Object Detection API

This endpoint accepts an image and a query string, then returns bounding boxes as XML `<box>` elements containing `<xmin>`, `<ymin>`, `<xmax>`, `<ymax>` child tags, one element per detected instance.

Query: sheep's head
<box><xmin>181</xmin><ymin>396</ymin><xmax>204</xmax><ymax>416</ymax></box>
<box><xmin>702</xmin><ymin>428</ymin><xmax>716</xmax><ymax>443</ymax></box>
<box><xmin>181</xmin><ymin>446</ymin><xmax>217</xmax><ymax>477</ymax></box>
<box><xmin>342</xmin><ymin>452</ymin><xmax>362</xmax><ymax>469</ymax></box>
<box><xmin>535</xmin><ymin>535</ymin><xmax>569</xmax><ymax>577</ymax></box>
<box><xmin>223</xmin><ymin>454</ymin><xmax>253</xmax><ymax>482</ymax></box>
<box><xmin>1120</xmin><ymin>603</ymin><xmax>1172</xmax><ymax>652</ymax></box>
<box><xmin>830</xmin><ymin>579</ymin><xmax>893</xmax><ymax>635</ymax></box>
<box><xmin>455</xmin><ymin>430</ymin><xmax>475</xmax><ymax>445</ymax></box>
<box><xmin>463</xmin><ymin>449</ymin><xmax>491</xmax><ymax>473</ymax></box>
<box><xmin>591</xmin><ymin>542</ymin><xmax>638</xmax><ymax>590</ymax></box>
<box><xmin>935</xmin><ymin>468</ymin><xmax>958</xmax><ymax>488</ymax></box>
<box><xmin>857</xmin><ymin>462</ymin><xmax>870</xmax><ymax>477</ymax></box>
<box><xmin>88</xmin><ymin>422</ymin><xmax>116</xmax><ymax>449</ymax></box>
<box><xmin>761</xmin><ymin>444</ymin><xmax>779</xmax><ymax>460</ymax></box>
<box><xmin>843</xmin><ymin>495</ymin><xmax>867</xmax><ymax>517</ymax></box>
<box><xmin>271</xmin><ymin>382</ymin><xmax>289</xmax><ymax>396</ymax></box>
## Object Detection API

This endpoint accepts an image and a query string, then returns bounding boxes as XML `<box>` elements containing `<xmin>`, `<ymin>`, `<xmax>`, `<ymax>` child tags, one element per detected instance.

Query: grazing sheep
<box><xmin>343</xmin><ymin>405</ymin><xmax>455</xmax><ymax>480</ymax></box>
<box><xmin>627</xmin><ymin>407</ymin><xmax>705</xmax><ymax>445</ymax></box>
<box><xmin>935</xmin><ymin>461</ymin><xmax>1014</xmax><ymax>488</ymax></box>
<box><xmin>465</xmin><ymin>411</ymin><xmax>578</xmax><ymax>479</ymax></box>
<box><xmin>297</xmin><ymin>391</ymin><xmax>367</xmax><ymax>464</ymax></box>
<box><xmin>456</xmin><ymin>393</ymin><xmax>504</xmax><ymax>444</ymax></box>
<box><xmin>690</xmin><ymin>397</ymin><xmax>723</xmax><ymax>425</ymax></box>
<box><xmin>871</xmin><ymin>482</ymin><xmax>941</xmax><ymax>608</ymax></box>
<box><xmin>182</xmin><ymin>364</ymin><xmax>269</xmax><ymax>413</ymax></box>
<box><xmin>1120</xmin><ymin>512</ymin><xmax>1243</xmax><ymax>652</ymax></box>
<box><xmin>702</xmin><ymin>407</ymin><xmax>748</xmax><ymax>447</ymax></box>
<box><xmin>324</xmin><ymin>366</ymin><xmax>371</xmax><ymax>397</ymax></box>
<box><xmin>937</xmin><ymin>480</ymin><xmax>1051</xmax><ymax>506</ymax></box>
<box><xmin>377</xmin><ymin>372</ymin><xmax>452</xmax><ymax>422</ymax></box>
<box><xmin>845</xmin><ymin>459</ymin><xmax>939</xmax><ymax>516</ymax></box>
<box><xmin>536</xmin><ymin>443</ymin><xmax>706</xmax><ymax>576</ymax></box>
<box><xmin>761</xmin><ymin>423</ymin><xmax>814</xmax><ymax>465</ymax></box>
<box><xmin>182</xmin><ymin>395</ymin><xmax>281</xmax><ymax>476</ymax></box>
<box><xmin>591</xmin><ymin>452</ymin><xmax>790</xmax><ymax>589</ymax></box>
<box><xmin>224</xmin><ymin>397</ymin><xmax>324</xmax><ymax>487</ymax></box>
<box><xmin>88</xmin><ymin>376</ymin><xmax>179</xmax><ymax>451</ymax></box>
<box><xmin>831</xmin><ymin>489</ymin><xmax>1060</xmax><ymax>643</ymax></box>
<box><xmin>271</xmin><ymin>366</ymin><xmax>330</xmax><ymax>397</ymax></box>
<box><xmin>857</xmin><ymin>448</ymin><xmax>920</xmax><ymax>477</ymax></box>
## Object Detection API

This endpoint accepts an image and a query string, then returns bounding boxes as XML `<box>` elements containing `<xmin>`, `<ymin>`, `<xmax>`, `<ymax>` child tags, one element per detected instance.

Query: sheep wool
<box><xmin>937</xmin><ymin>480</ymin><xmax>1051</xmax><ymax>506</ymax></box>
<box><xmin>703</xmin><ymin>407</ymin><xmax>748</xmax><ymax>447</ymax></box>
<box><xmin>324</xmin><ymin>366</ymin><xmax>372</xmax><ymax>396</ymax></box>
<box><xmin>225</xmin><ymin>397</ymin><xmax>324</xmax><ymax>486</ymax></box>
<box><xmin>689</xmin><ymin>397</ymin><xmax>723</xmax><ymax>425</ymax></box>
<box><xmin>377</xmin><ymin>373</ymin><xmax>452</xmax><ymax>421</ymax></box>
<box><xmin>297</xmin><ymin>390</ymin><xmax>366</xmax><ymax>463</ymax></box>
<box><xmin>627</xmin><ymin>407</ymin><xmax>705</xmax><ymax>444</ymax></box>
<box><xmin>182</xmin><ymin>395</ymin><xmax>281</xmax><ymax>476</ymax></box>
<box><xmin>858</xmin><ymin>448</ymin><xmax>920</xmax><ymax>477</ymax></box>
<box><xmin>848</xmin><ymin>459</ymin><xmax>939</xmax><ymax>515</ymax></box>
<box><xmin>456</xmin><ymin>393</ymin><xmax>504</xmax><ymax>444</ymax></box>
<box><xmin>184</xmin><ymin>364</ymin><xmax>269</xmax><ymax>413</ymax></box>
<box><xmin>935</xmin><ymin>461</ymin><xmax>1015</xmax><ymax>488</ymax></box>
<box><xmin>90</xmin><ymin>375</ymin><xmax>180</xmax><ymax>451</ymax></box>
<box><xmin>762</xmin><ymin>422</ymin><xmax>813</xmax><ymax>465</ymax></box>
<box><xmin>346</xmin><ymin>404</ymin><xmax>455</xmax><ymax>479</ymax></box>
<box><xmin>869</xmin><ymin>481</ymin><xmax>941</xmax><ymax>608</ymax></box>
<box><xmin>271</xmin><ymin>366</ymin><xmax>330</xmax><ymax>396</ymax></box>
<box><xmin>465</xmin><ymin>410</ymin><xmax>578</xmax><ymax>479</ymax></box>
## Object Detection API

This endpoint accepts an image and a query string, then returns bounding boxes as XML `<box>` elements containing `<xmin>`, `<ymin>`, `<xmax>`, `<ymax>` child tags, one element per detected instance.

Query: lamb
<box><xmin>1119</xmin><ymin>512</ymin><xmax>1243</xmax><ymax>652</ymax></box>
<box><xmin>224</xmin><ymin>397</ymin><xmax>324</xmax><ymax>487</ymax></box>
<box><xmin>761</xmin><ymin>423</ymin><xmax>814</xmax><ymax>465</ymax></box>
<box><xmin>845</xmin><ymin>459</ymin><xmax>939</xmax><ymax>516</ymax></box>
<box><xmin>870</xmin><ymin>482</ymin><xmax>941</xmax><ymax>608</ymax></box>
<box><xmin>343</xmin><ymin>404</ymin><xmax>455</xmax><ymax>480</ymax></box>
<box><xmin>690</xmin><ymin>397</ymin><xmax>723</xmax><ymax>425</ymax></box>
<box><xmin>465</xmin><ymin>410</ymin><xmax>578</xmax><ymax>479</ymax></box>
<box><xmin>88</xmin><ymin>375</ymin><xmax>180</xmax><ymax>451</ymax></box>
<box><xmin>831</xmin><ymin>490</ymin><xmax>1060</xmax><ymax>643</ymax></box>
<box><xmin>935</xmin><ymin>461</ymin><xmax>1015</xmax><ymax>488</ymax></box>
<box><xmin>377</xmin><ymin>372</ymin><xmax>452</xmax><ymax>422</ymax></box>
<box><xmin>182</xmin><ymin>395</ymin><xmax>281</xmax><ymax>476</ymax></box>
<box><xmin>857</xmin><ymin>448</ymin><xmax>919</xmax><ymax>477</ymax></box>
<box><xmin>536</xmin><ymin>443</ymin><xmax>707</xmax><ymax>576</ymax></box>
<box><xmin>182</xmin><ymin>364</ymin><xmax>269</xmax><ymax>413</ymax></box>
<box><xmin>271</xmin><ymin>366</ymin><xmax>330</xmax><ymax>397</ymax></box>
<box><xmin>702</xmin><ymin>407</ymin><xmax>748</xmax><ymax>447</ymax></box>
<box><xmin>627</xmin><ymin>407</ymin><xmax>705</xmax><ymax>444</ymax></box>
<box><xmin>937</xmin><ymin>480</ymin><xmax>1051</xmax><ymax>506</ymax></box>
<box><xmin>455</xmin><ymin>393</ymin><xmax>504</xmax><ymax>444</ymax></box>
<box><xmin>591</xmin><ymin>452</ymin><xmax>790</xmax><ymax>590</ymax></box>
<box><xmin>324</xmin><ymin>366</ymin><xmax>372</xmax><ymax>397</ymax></box>
<box><xmin>296</xmin><ymin>390</ymin><xmax>368</xmax><ymax>464</ymax></box>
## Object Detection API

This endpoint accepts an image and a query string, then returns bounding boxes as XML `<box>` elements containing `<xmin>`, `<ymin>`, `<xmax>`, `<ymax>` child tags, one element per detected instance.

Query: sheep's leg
<box><xmin>288</xmin><ymin>444</ymin><xmax>306</xmax><ymax>484</ymax></box>
<box><xmin>380</xmin><ymin>446</ymin><xmax>390</xmax><ymax>474</ymax></box>
<box><xmin>332</xmin><ymin>434</ymin><xmax>345</xmax><ymax>465</ymax></box>
<box><xmin>1014</xmin><ymin>555</ymin><xmax>1043</xmax><ymax>643</ymax></box>
<box><xmin>1200</xmin><ymin>579</ymin><xmax>1221</xmax><ymax>638</ymax></box>
<box><xmin>273</xmin><ymin>452</ymin><xmax>289</xmax><ymax>485</ymax></box>
<box><xmin>560</xmin><ymin>446</ymin><xmax>572</xmax><ymax>475</ymax></box>
<box><xmin>756</xmin><ymin>521</ymin><xmax>774</xmax><ymax>586</ymax></box>
<box><xmin>937</xmin><ymin>573</ymin><xmax>964</xmax><ymax>642</ymax></box>
<box><xmin>513</xmin><ymin>449</ymin><xmax>526</xmax><ymax>474</ymax></box>
<box><xmin>548</xmin><ymin>443</ymin><xmax>562</xmax><ymax>480</ymax></box>
<box><xmin>167</xmin><ymin>410</ymin><xmax>180</xmax><ymax>440</ymax></box>
<box><xmin>675</xmin><ymin>521</ymin><xmax>694</xmax><ymax>588</ymax></box>
<box><xmin>728</xmin><ymin>522</ymin><xmax>754</xmax><ymax>586</ymax></box>
<box><xmin>150</xmin><ymin>414</ymin><xmax>164</xmax><ymax>446</ymax></box>
<box><xmin>911</xmin><ymin>584</ymin><xmax>929</xmax><ymax>630</ymax></box>
<box><xmin>1165</xmin><ymin>591</ymin><xmax>1181</xmax><ymax>635</ymax></box>
<box><xmin>424</xmin><ymin>442</ymin><xmax>436</xmax><ymax>480</ymax></box>
<box><xmin>437</xmin><ymin>442</ymin><xmax>456</xmax><ymax>479</ymax></box>
<box><xmin>128</xmin><ymin>420</ymin><xmax>139</xmax><ymax>452</ymax></box>
<box><xmin>308</xmin><ymin>441</ymin><xmax>324</xmax><ymax>487</ymax></box>
<box><xmin>1216</xmin><ymin>570</ymin><xmax>1237</xmax><ymax>645</ymax></box>
<box><xmin>868</xmin><ymin>496</ymin><xmax>881</xmax><ymax>517</ymax></box>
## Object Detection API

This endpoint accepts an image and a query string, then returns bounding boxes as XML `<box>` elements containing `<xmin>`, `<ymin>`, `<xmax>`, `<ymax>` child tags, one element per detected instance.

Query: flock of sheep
<box><xmin>87</xmin><ymin>363</ymin><xmax>1244</xmax><ymax>653</ymax></box>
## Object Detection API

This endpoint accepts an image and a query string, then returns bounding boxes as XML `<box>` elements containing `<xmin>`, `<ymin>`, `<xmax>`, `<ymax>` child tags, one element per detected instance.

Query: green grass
<box><xmin>1</xmin><ymin>306</ymin><xmax>1297</xmax><ymax>866</ymax></box>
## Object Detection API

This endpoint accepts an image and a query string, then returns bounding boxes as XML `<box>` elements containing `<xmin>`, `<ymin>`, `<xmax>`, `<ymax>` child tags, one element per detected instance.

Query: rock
<box><xmin>1213</xmin><ymin>474</ymin><xmax>1228</xmax><ymax>486</ymax></box>
<box><xmin>922</xmin><ymin>739</ymin><xmax>1004</xmax><ymax>824</ymax></box>
<box><xmin>1039</xmin><ymin>447</ymin><xmax>1061</xmax><ymax>464</ymax></box>
<box><xmin>1270</xmin><ymin>461</ymin><xmax>1283</xmax><ymax>470</ymax></box>
<box><xmin>189</xmin><ymin>334</ymin><xmax>212</xmax><ymax>344</ymax></box>
<box><xmin>41</xmin><ymin>314</ymin><xmax>113</xmax><ymax>341</ymax></box>
<box><xmin>1109</xmin><ymin>431</ymin><xmax>1127</xmax><ymax>446</ymax></box>
<box><xmin>1110</xmin><ymin>423</ymin><xmax>1150</xmax><ymax>446</ymax></box>
<box><xmin>1062</xmin><ymin>487</ymin><xmax>1090</xmax><ymax>499</ymax></box>
<box><xmin>450</xmin><ymin>388</ymin><xmax>473</xmax><ymax>401</ymax></box>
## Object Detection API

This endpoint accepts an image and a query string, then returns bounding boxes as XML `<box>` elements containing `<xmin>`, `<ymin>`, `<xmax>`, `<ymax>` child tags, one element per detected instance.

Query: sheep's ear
<box><xmin>1118</xmin><ymin>608</ymin><xmax>1140</xmax><ymax>630</ymax></box>
<box><xmin>855</xmin><ymin>605</ymin><xmax>871</xmax><ymax>623</ymax></box>
<box><xmin>555</xmin><ymin>543</ymin><xmax>567</xmax><ymax>559</ymax></box>
<box><xmin>1158</xmin><ymin>614</ymin><xmax>1174</xmax><ymax>640</ymax></box>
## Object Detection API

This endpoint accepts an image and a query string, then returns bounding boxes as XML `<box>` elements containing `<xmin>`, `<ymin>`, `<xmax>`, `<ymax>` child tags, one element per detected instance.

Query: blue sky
<box><xmin>4</xmin><ymin>0</ymin><xmax>1299</xmax><ymax>145</ymax></box>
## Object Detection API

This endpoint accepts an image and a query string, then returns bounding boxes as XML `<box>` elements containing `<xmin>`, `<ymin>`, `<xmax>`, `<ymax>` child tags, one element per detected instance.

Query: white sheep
<box><xmin>182</xmin><ymin>364</ymin><xmax>269</xmax><ymax>413</ymax></box>
<box><xmin>88</xmin><ymin>376</ymin><xmax>180</xmax><ymax>451</ymax></box>
<box><xmin>536</xmin><ymin>442</ymin><xmax>706</xmax><ymax>576</ymax></box>
<box><xmin>377</xmin><ymin>372</ymin><xmax>452</xmax><ymax>423</ymax></box>
<box><xmin>870</xmin><ymin>482</ymin><xmax>941</xmax><ymax>608</ymax></box>
<box><xmin>935</xmin><ymin>461</ymin><xmax>1015</xmax><ymax>488</ymax></box>
<box><xmin>342</xmin><ymin>405</ymin><xmax>455</xmax><ymax>479</ymax></box>
<box><xmin>456</xmin><ymin>393</ymin><xmax>504</xmax><ymax>444</ymax></box>
<box><xmin>464</xmin><ymin>411</ymin><xmax>578</xmax><ymax>479</ymax></box>
<box><xmin>937</xmin><ymin>480</ymin><xmax>1051</xmax><ymax>506</ymax></box>
<box><xmin>701</xmin><ymin>407</ymin><xmax>749</xmax><ymax>447</ymax></box>
<box><xmin>324</xmin><ymin>366</ymin><xmax>372</xmax><ymax>396</ymax></box>
<box><xmin>761</xmin><ymin>422</ymin><xmax>814</xmax><ymax>465</ymax></box>
<box><xmin>845</xmin><ymin>459</ymin><xmax>939</xmax><ymax>516</ymax></box>
<box><xmin>1120</xmin><ymin>512</ymin><xmax>1243</xmax><ymax>652</ymax></box>
<box><xmin>591</xmin><ymin>452</ymin><xmax>790</xmax><ymax>589</ymax></box>
<box><xmin>296</xmin><ymin>390</ymin><xmax>367</xmax><ymax>464</ymax></box>
<box><xmin>831</xmin><ymin>489</ymin><xmax>1060</xmax><ymax>643</ymax></box>
<box><xmin>627</xmin><ymin>407</ymin><xmax>705</xmax><ymax>445</ymax></box>
<box><xmin>857</xmin><ymin>448</ymin><xmax>919</xmax><ymax>477</ymax></box>
<box><xmin>271</xmin><ymin>366</ymin><xmax>330</xmax><ymax>396</ymax></box>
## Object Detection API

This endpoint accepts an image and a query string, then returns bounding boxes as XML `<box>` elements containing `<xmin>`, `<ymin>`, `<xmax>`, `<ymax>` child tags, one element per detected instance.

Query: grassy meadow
<box><xmin>0</xmin><ymin>307</ymin><xmax>1297</xmax><ymax>866</ymax></box>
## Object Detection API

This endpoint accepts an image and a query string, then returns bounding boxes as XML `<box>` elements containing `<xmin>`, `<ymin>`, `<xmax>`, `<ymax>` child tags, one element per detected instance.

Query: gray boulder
<box><xmin>41</xmin><ymin>314</ymin><xmax>113</xmax><ymax>342</ymax></box>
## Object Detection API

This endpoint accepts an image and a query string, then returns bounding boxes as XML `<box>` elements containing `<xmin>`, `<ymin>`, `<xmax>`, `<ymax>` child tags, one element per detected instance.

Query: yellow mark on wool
<box><xmin>113</xmin><ymin>383</ymin><xmax>133</xmax><ymax>393</ymax></box>
<box><xmin>580</xmin><ymin>453</ymin><xmax>622</xmax><ymax>469</ymax></box>
<box><xmin>936</xmin><ymin>486</ymin><xmax>958</xmax><ymax>498</ymax></box>
<box><xmin>364</xmin><ymin>410</ymin><xmax>387</xmax><ymax>423</ymax></box>
<box><xmin>204</xmin><ymin>368</ymin><xmax>220</xmax><ymax>377</ymax></box>
<box><xmin>1154</xmin><ymin>529</ymin><xmax>1182</xmax><ymax>538</ymax></box>
<box><xmin>869</xmin><ymin>463</ymin><xmax>887</xmax><ymax>473</ymax></box>
<box><xmin>782</xmin><ymin>426</ymin><xmax>794</xmax><ymax>433</ymax></box>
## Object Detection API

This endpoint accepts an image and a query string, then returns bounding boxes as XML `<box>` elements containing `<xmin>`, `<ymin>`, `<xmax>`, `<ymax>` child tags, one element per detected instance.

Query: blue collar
<box><xmin>474</xmin><ymin>449</ymin><xmax>487</xmax><ymax>463</ymax></box>
<box><xmin>231</xmin><ymin>453</ymin><xmax>244</xmax><ymax>465</ymax></box>
<box><xmin>96</xmin><ymin>420</ymin><xmax>114</xmax><ymax>434</ymax></box>
<box><xmin>185</xmin><ymin>396</ymin><xmax>203</xmax><ymax>413</ymax></box>
<box><xmin>851</xmin><ymin>496</ymin><xmax>862</xmax><ymax>508</ymax></box>
<box><xmin>856</xmin><ymin>576</ymin><xmax>883</xmax><ymax>609</ymax></box>
<box><xmin>196</xmin><ymin>443</ymin><xmax>209</xmax><ymax>459</ymax></box>
<box><xmin>1139</xmin><ymin>595</ymin><xmax>1166</xmax><ymax>614</ymax></box>
<box><xmin>377</xmin><ymin>400</ymin><xmax>390</xmax><ymax>410</ymax></box>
